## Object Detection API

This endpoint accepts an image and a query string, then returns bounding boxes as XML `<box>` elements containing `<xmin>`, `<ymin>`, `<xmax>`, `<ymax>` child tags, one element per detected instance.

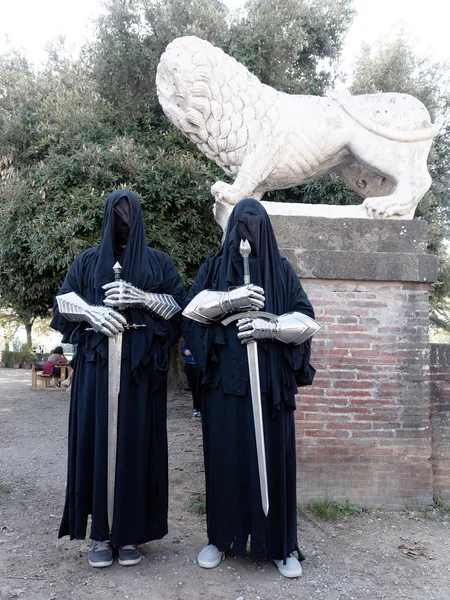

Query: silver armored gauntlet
<box><xmin>103</xmin><ymin>280</ymin><xmax>181</xmax><ymax>320</ymax></box>
<box><xmin>237</xmin><ymin>312</ymin><xmax>320</xmax><ymax>345</ymax></box>
<box><xmin>273</xmin><ymin>312</ymin><xmax>320</xmax><ymax>344</ymax></box>
<box><xmin>182</xmin><ymin>284</ymin><xmax>265</xmax><ymax>324</ymax></box>
<box><xmin>143</xmin><ymin>292</ymin><xmax>181</xmax><ymax>320</ymax></box>
<box><xmin>56</xmin><ymin>292</ymin><xmax>127</xmax><ymax>337</ymax></box>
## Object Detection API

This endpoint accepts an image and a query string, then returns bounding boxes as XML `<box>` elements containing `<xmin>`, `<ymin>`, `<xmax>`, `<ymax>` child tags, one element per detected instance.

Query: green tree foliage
<box><xmin>0</xmin><ymin>308</ymin><xmax>21</xmax><ymax>348</ymax></box>
<box><xmin>0</xmin><ymin>36</ymin><xmax>222</xmax><ymax>337</ymax></box>
<box><xmin>90</xmin><ymin>0</ymin><xmax>229</xmax><ymax>138</ymax></box>
<box><xmin>228</xmin><ymin>0</ymin><xmax>355</xmax><ymax>95</ymax></box>
<box><xmin>0</xmin><ymin>50</ymin><xmax>107</xmax><ymax>338</ymax></box>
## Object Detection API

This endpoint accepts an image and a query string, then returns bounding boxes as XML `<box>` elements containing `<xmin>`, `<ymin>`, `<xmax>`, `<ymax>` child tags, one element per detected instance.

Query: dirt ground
<box><xmin>1</xmin><ymin>369</ymin><xmax>450</xmax><ymax>600</ymax></box>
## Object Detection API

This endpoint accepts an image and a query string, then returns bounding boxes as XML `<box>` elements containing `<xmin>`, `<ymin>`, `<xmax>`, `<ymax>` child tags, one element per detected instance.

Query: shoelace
<box><xmin>93</xmin><ymin>540</ymin><xmax>110</xmax><ymax>552</ymax></box>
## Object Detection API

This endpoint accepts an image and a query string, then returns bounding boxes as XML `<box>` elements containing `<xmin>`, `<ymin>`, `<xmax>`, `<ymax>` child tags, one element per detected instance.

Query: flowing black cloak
<box><xmin>182</xmin><ymin>199</ymin><xmax>315</xmax><ymax>563</ymax></box>
<box><xmin>51</xmin><ymin>190</ymin><xmax>185</xmax><ymax>546</ymax></box>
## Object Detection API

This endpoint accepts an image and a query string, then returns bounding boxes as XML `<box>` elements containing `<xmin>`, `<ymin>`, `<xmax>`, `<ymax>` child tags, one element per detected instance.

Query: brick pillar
<box><xmin>430</xmin><ymin>344</ymin><xmax>450</xmax><ymax>500</ymax></box>
<box><xmin>270</xmin><ymin>216</ymin><xmax>438</xmax><ymax>508</ymax></box>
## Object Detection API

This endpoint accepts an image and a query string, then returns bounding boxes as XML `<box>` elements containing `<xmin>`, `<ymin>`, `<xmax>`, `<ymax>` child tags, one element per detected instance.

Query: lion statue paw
<box><xmin>211</xmin><ymin>181</ymin><xmax>243</xmax><ymax>205</ymax></box>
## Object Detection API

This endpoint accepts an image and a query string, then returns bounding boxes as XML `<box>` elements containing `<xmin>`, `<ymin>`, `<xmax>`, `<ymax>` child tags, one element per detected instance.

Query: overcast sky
<box><xmin>1</xmin><ymin>0</ymin><xmax>449</xmax><ymax>69</ymax></box>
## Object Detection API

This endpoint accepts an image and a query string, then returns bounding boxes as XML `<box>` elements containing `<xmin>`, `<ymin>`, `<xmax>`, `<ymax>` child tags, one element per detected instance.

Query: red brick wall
<box><xmin>295</xmin><ymin>279</ymin><xmax>433</xmax><ymax>508</ymax></box>
<box><xmin>430</xmin><ymin>344</ymin><xmax>450</xmax><ymax>500</ymax></box>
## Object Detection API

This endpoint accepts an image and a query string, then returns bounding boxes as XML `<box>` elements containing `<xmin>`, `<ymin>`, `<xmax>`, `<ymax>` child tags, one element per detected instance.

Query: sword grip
<box><xmin>243</xmin><ymin>260</ymin><xmax>250</xmax><ymax>285</ymax></box>
<box><xmin>239</xmin><ymin>240</ymin><xmax>251</xmax><ymax>285</ymax></box>
<box><xmin>113</xmin><ymin>261</ymin><xmax>122</xmax><ymax>282</ymax></box>
<box><xmin>112</xmin><ymin>262</ymin><xmax>125</xmax><ymax>313</ymax></box>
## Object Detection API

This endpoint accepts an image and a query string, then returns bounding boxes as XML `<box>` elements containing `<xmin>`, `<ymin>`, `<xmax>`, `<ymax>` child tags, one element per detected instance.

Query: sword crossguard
<box><xmin>222</xmin><ymin>310</ymin><xmax>278</xmax><ymax>327</ymax></box>
<box><xmin>85</xmin><ymin>323</ymin><xmax>146</xmax><ymax>332</ymax></box>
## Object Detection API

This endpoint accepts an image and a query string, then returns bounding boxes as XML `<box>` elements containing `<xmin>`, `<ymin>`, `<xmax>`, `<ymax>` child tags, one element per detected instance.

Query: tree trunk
<box><xmin>25</xmin><ymin>323</ymin><xmax>32</xmax><ymax>347</ymax></box>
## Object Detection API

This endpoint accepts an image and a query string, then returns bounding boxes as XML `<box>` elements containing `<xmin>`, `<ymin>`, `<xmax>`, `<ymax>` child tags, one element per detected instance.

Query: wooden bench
<box><xmin>31</xmin><ymin>364</ymin><xmax>71</xmax><ymax>391</ymax></box>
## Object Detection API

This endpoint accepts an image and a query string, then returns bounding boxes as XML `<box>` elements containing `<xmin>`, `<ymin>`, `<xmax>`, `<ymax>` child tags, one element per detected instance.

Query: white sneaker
<box><xmin>197</xmin><ymin>544</ymin><xmax>224</xmax><ymax>568</ymax></box>
<box><xmin>273</xmin><ymin>555</ymin><xmax>303</xmax><ymax>578</ymax></box>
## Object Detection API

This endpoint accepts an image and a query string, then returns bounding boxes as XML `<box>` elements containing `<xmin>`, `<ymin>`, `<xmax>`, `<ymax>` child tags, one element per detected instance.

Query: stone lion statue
<box><xmin>156</xmin><ymin>36</ymin><xmax>439</xmax><ymax>219</ymax></box>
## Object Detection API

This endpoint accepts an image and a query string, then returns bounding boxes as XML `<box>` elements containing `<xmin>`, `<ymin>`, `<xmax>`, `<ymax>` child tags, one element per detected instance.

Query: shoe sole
<box><xmin>88</xmin><ymin>558</ymin><xmax>113</xmax><ymax>568</ymax></box>
<box><xmin>272</xmin><ymin>560</ymin><xmax>302</xmax><ymax>578</ymax></box>
<box><xmin>118</xmin><ymin>555</ymin><xmax>143</xmax><ymax>566</ymax></box>
<box><xmin>277</xmin><ymin>568</ymin><xmax>302</xmax><ymax>578</ymax></box>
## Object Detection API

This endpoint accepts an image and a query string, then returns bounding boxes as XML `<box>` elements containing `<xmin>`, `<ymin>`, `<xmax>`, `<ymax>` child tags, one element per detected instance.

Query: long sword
<box><xmin>105</xmin><ymin>264</ymin><xmax>178</xmax><ymax>531</ymax></box>
<box><xmin>233</xmin><ymin>240</ymin><xmax>270</xmax><ymax>516</ymax></box>
<box><xmin>107</xmin><ymin>261</ymin><xmax>123</xmax><ymax>532</ymax></box>
<box><xmin>221</xmin><ymin>242</ymin><xmax>319</xmax><ymax>516</ymax></box>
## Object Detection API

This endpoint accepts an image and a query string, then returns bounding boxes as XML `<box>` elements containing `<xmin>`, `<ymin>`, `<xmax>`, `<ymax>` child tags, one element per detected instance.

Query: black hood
<box><xmin>211</xmin><ymin>198</ymin><xmax>286</xmax><ymax>316</ymax></box>
<box><xmin>94</xmin><ymin>189</ymin><xmax>152</xmax><ymax>292</ymax></box>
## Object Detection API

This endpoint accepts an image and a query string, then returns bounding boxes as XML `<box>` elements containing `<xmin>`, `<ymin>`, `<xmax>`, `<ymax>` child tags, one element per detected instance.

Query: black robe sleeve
<box><xmin>181</xmin><ymin>261</ymin><xmax>222</xmax><ymax>383</ymax></box>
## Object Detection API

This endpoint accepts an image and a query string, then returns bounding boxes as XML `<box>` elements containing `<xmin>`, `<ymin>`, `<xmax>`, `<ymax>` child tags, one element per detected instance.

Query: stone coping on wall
<box><xmin>268</xmin><ymin>215</ymin><xmax>438</xmax><ymax>283</ymax></box>
<box><xmin>213</xmin><ymin>200</ymin><xmax>417</xmax><ymax>230</ymax></box>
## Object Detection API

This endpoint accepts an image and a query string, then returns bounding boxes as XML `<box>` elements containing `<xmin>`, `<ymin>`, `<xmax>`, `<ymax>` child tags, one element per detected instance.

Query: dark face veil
<box><xmin>112</xmin><ymin>197</ymin><xmax>131</xmax><ymax>252</ymax></box>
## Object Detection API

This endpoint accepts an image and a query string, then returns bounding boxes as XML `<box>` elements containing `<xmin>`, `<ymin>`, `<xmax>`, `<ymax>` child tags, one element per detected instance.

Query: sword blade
<box><xmin>246</xmin><ymin>340</ymin><xmax>269</xmax><ymax>517</ymax></box>
<box><xmin>107</xmin><ymin>331</ymin><xmax>122</xmax><ymax>532</ymax></box>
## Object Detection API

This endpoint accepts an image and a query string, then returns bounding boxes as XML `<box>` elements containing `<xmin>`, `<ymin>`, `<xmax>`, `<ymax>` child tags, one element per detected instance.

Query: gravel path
<box><xmin>1</xmin><ymin>369</ymin><xmax>450</xmax><ymax>600</ymax></box>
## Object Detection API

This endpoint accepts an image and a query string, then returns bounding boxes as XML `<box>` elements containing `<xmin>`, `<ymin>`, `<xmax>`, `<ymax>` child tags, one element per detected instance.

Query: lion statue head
<box><xmin>156</xmin><ymin>35</ymin><xmax>277</xmax><ymax>177</ymax></box>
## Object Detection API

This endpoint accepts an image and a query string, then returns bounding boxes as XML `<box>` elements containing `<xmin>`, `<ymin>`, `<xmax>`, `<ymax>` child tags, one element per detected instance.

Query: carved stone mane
<box><xmin>156</xmin><ymin>35</ymin><xmax>438</xmax><ymax>220</ymax></box>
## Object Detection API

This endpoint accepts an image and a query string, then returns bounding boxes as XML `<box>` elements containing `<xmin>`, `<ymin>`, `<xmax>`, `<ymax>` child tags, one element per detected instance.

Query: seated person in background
<box><xmin>42</xmin><ymin>346</ymin><xmax>68</xmax><ymax>387</ymax></box>
<box><xmin>63</xmin><ymin>344</ymin><xmax>78</xmax><ymax>389</ymax></box>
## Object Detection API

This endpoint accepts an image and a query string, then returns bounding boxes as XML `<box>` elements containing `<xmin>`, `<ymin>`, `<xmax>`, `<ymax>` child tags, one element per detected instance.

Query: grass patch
<box><xmin>307</xmin><ymin>498</ymin><xmax>362</xmax><ymax>521</ymax></box>
<box><xmin>188</xmin><ymin>493</ymin><xmax>206</xmax><ymax>515</ymax></box>
<box><xmin>0</xmin><ymin>479</ymin><xmax>11</xmax><ymax>499</ymax></box>
<box><xmin>404</xmin><ymin>494</ymin><xmax>450</xmax><ymax>520</ymax></box>
<box><xmin>434</xmin><ymin>492</ymin><xmax>450</xmax><ymax>516</ymax></box>
<box><xmin>420</xmin><ymin>505</ymin><xmax>434</xmax><ymax>519</ymax></box>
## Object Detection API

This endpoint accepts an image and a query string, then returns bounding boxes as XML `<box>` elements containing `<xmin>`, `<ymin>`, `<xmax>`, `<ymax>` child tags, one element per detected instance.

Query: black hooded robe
<box><xmin>51</xmin><ymin>190</ymin><xmax>185</xmax><ymax>547</ymax></box>
<box><xmin>183</xmin><ymin>199</ymin><xmax>315</xmax><ymax>563</ymax></box>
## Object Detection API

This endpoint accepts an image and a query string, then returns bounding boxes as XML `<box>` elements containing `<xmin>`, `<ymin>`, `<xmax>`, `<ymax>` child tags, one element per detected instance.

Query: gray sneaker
<box><xmin>118</xmin><ymin>545</ymin><xmax>142</xmax><ymax>566</ymax></box>
<box><xmin>88</xmin><ymin>540</ymin><xmax>113</xmax><ymax>568</ymax></box>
